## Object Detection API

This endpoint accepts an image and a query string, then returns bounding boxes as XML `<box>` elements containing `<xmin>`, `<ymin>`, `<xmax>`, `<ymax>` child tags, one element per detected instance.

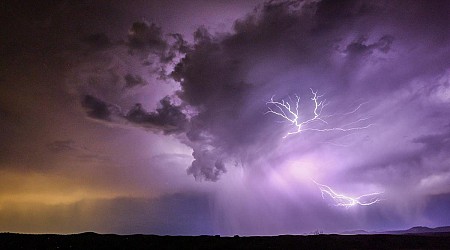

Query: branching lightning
<box><xmin>312</xmin><ymin>180</ymin><xmax>383</xmax><ymax>208</ymax></box>
<box><xmin>266</xmin><ymin>89</ymin><xmax>382</xmax><ymax>207</ymax></box>
<box><xmin>265</xmin><ymin>89</ymin><xmax>373</xmax><ymax>138</ymax></box>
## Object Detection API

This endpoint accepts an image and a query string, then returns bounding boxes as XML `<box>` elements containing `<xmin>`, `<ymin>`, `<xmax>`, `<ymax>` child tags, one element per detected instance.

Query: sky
<box><xmin>0</xmin><ymin>0</ymin><xmax>449</xmax><ymax>235</ymax></box>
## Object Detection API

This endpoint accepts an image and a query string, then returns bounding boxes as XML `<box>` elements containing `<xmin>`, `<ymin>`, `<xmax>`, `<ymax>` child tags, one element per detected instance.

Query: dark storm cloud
<box><xmin>80</xmin><ymin>94</ymin><xmax>187</xmax><ymax>134</ymax></box>
<box><xmin>169</xmin><ymin>33</ymin><xmax>191</xmax><ymax>54</ymax></box>
<box><xmin>65</xmin><ymin>0</ymin><xmax>449</xmax><ymax>186</ymax></box>
<box><xmin>81</xmin><ymin>95</ymin><xmax>116</xmax><ymax>121</ymax></box>
<box><xmin>171</xmin><ymin>1</ymin><xmax>382</xmax><ymax>179</ymax></box>
<box><xmin>124</xmin><ymin>73</ymin><xmax>146</xmax><ymax>88</ymax></box>
<box><xmin>128</xmin><ymin>21</ymin><xmax>168</xmax><ymax>51</ymax></box>
<box><xmin>126</xmin><ymin>21</ymin><xmax>184</xmax><ymax>64</ymax></box>
<box><xmin>172</xmin><ymin>49</ymin><xmax>256</xmax><ymax>179</ymax></box>
<box><xmin>344</xmin><ymin>35</ymin><xmax>394</xmax><ymax>56</ymax></box>
<box><xmin>72</xmin><ymin>20</ymin><xmax>192</xmax><ymax>137</ymax></box>
<box><xmin>125</xmin><ymin>97</ymin><xmax>187</xmax><ymax>134</ymax></box>
<box><xmin>154</xmin><ymin>0</ymin><xmax>450</xmax><ymax>181</ymax></box>
<box><xmin>187</xmin><ymin>149</ymin><xmax>226</xmax><ymax>182</ymax></box>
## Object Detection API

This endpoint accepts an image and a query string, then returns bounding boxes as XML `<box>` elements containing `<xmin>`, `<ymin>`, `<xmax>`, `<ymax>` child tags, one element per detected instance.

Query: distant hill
<box><xmin>341</xmin><ymin>226</ymin><xmax>450</xmax><ymax>235</ymax></box>
<box><xmin>383</xmin><ymin>226</ymin><xmax>450</xmax><ymax>235</ymax></box>
<box><xmin>340</xmin><ymin>230</ymin><xmax>370</xmax><ymax>235</ymax></box>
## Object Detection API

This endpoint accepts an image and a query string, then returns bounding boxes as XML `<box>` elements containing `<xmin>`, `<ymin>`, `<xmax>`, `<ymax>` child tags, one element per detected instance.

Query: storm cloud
<box><xmin>161</xmin><ymin>0</ymin><xmax>450</xmax><ymax>183</ymax></box>
<box><xmin>1</xmin><ymin>0</ymin><xmax>449</xmax><ymax>235</ymax></box>
<box><xmin>80</xmin><ymin>94</ymin><xmax>187</xmax><ymax>134</ymax></box>
<box><xmin>71</xmin><ymin>0</ymin><xmax>450</xmax><ymax>185</ymax></box>
<box><xmin>125</xmin><ymin>97</ymin><xmax>187</xmax><ymax>134</ymax></box>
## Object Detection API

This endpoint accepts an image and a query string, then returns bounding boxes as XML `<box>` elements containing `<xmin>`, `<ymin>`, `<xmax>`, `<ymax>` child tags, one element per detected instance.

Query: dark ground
<box><xmin>1</xmin><ymin>232</ymin><xmax>450</xmax><ymax>250</ymax></box>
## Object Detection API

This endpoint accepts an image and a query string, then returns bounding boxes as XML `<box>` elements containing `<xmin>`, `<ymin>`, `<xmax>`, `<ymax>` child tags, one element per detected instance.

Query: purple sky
<box><xmin>1</xmin><ymin>0</ymin><xmax>449</xmax><ymax>235</ymax></box>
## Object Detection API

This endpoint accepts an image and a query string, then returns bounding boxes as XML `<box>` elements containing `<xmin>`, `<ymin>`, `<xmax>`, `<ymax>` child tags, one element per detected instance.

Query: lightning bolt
<box><xmin>265</xmin><ymin>89</ymin><xmax>373</xmax><ymax>138</ymax></box>
<box><xmin>312</xmin><ymin>180</ymin><xmax>383</xmax><ymax>208</ymax></box>
<box><xmin>266</xmin><ymin>90</ymin><xmax>382</xmax><ymax>205</ymax></box>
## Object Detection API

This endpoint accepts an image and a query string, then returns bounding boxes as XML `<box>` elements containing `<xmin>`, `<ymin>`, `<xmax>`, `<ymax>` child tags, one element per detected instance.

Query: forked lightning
<box><xmin>313</xmin><ymin>180</ymin><xmax>383</xmax><ymax>208</ymax></box>
<box><xmin>265</xmin><ymin>89</ymin><xmax>373</xmax><ymax>138</ymax></box>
